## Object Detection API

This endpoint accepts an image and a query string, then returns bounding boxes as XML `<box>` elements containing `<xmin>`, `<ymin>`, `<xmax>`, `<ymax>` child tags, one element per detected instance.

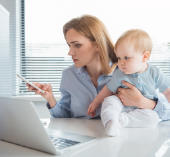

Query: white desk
<box><xmin>0</xmin><ymin>118</ymin><xmax>170</xmax><ymax>157</ymax></box>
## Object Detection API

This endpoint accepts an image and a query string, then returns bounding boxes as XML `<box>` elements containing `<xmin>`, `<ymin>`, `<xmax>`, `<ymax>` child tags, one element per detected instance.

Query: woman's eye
<box><xmin>125</xmin><ymin>56</ymin><xmax>129</xmax><ymax>59</ymax></box>
<box><xmin>118</xmin><ymin>57</ymin><xmax>121</xmax><ymax>60</ymax></box>
<box><xmin>75</xmin><ymin>44</ymin><xmax>81</xmax><ymax>48</ymax></box>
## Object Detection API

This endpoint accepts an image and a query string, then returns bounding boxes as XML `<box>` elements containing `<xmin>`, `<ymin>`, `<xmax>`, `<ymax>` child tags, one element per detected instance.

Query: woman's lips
<box><xmin>73</xmin><ymin>59</ymin><xmax>78</xmax><ymax>63</ymax></box>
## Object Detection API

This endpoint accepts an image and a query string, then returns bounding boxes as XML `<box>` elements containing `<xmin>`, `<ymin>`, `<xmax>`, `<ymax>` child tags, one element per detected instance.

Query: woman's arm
<box><xmin>47</xmin><ymin>89</ymin><xmax>72</xmax><ymax>118</ymax></box>
<box><xmin>154</xmin><ymin>92</ymin><xmax>170</xmax><ymax>120</ymax></box>
<box><xmin>162</xmin><ymin>88</ymin><xmax>170</xmax><ymax>103</ymax></box>
<box><xmin>114</xmin><ymin>81</ymin><xmax>157</xmax><ymax>109</ymax></box>
<box><xmin>115</xmin><ymin>81</ymin><xmax>170</xmax><ymax>120</ymax></box>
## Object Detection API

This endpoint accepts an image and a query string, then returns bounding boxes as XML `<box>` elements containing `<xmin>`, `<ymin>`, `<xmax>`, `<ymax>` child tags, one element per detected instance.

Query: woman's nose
<box><xmin>68</xmin><ymin>48</ymin><xmax>75</xmax><ymax>56</ymax></box>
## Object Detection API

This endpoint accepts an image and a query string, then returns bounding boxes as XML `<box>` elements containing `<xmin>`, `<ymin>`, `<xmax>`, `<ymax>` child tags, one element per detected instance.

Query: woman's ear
<box><xmin>142</xmin><ymin>51</ymin><xmax>150</xmax><ymax>62</ymax></box>
<box><xmin>94</xmin><ymin>42</ymin><xmax>99</xmax><ymax>52</ymax></box>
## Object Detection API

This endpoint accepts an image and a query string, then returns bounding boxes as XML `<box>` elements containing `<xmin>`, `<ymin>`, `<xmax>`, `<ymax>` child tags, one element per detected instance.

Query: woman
<box><xmin>27</xmin><ymin>15</ymin><xmax>169</xmax><ymax>120</ymax></box>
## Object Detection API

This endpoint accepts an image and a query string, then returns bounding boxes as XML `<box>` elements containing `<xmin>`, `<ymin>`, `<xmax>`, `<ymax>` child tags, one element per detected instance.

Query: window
<box><xmin>5</xmin><ymin>0</ymin><xmax>170</xmax><ymax>97</ymax></box>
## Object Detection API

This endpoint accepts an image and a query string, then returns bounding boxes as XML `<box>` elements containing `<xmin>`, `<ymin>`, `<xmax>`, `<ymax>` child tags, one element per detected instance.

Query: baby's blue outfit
<box><xmin>107</xmin><ymin>63</ymin><xmax>170</xmax><ymax>109</ymax></box>
<box><xmin>47</xmin><ymin>63</ymin><xmax>170</xmax><ymax>120</ymax></box>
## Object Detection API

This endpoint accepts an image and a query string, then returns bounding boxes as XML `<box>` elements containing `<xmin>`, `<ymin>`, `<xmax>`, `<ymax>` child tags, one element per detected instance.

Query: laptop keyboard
<box><xmin>50</xmin><ymin>135</ymin><xmax>80</xmax><ymax>150</ymax></box>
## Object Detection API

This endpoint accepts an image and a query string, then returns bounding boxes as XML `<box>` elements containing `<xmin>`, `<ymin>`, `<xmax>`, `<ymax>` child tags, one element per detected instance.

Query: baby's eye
<box><xmin>125</xmin><ymin>56</ymin><xmax>129</xmax><ymax>59</ymax></box>
<box><xmin>117</xmin><ymin>57</ymin><xmax>121</xmax><ymax>60</ymax></box>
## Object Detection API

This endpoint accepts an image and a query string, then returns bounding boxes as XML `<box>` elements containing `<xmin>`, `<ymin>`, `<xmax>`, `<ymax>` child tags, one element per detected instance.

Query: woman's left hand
<box><xmin>114</xmin><ymin>81</ymin><xmax>156</xmax><ymax>109</ymax></box>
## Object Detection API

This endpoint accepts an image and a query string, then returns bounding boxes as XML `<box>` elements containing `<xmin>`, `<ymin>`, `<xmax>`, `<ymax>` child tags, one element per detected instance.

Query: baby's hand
<box><xmin>87</xmin><ymin>101</ymin><xmax>100</xmax><ymax>117</ymax></box>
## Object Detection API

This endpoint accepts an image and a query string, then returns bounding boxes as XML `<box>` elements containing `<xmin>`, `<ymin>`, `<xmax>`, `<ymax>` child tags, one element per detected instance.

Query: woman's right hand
<box><xmin>26</xmin><ymin>83</ymin><xmax>56</xmax><ymax>108</ymax></box>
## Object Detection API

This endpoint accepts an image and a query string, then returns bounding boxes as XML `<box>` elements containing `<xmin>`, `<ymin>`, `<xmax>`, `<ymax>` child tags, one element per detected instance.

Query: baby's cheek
<box><xmin>117</xmin><ymin>63</ymin><xmax>121</xmax><ymax>69</ymax></box>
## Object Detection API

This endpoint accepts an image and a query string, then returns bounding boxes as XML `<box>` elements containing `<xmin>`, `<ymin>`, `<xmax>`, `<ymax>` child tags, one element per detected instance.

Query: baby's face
<box><xmin>115</xmin><ymin>41</ymin><xmax>145</xmax><ymax>74</ymax></box>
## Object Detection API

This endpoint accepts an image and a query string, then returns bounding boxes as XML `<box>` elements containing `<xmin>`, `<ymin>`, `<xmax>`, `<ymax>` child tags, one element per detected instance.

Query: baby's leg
<box><xmin>119</xmin><ymin>109</ymin><xmax>159</xmax><ymax>128</ymax></box>
<box><xmin>101</xmin><ymin>95</ymin><xmax>124</xmax><ymax>136</ymax></box>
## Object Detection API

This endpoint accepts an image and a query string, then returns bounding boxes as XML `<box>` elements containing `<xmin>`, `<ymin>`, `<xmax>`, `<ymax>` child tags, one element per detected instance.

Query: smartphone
<box><xmin>17</xmin><ymin>74</ymin><xmax>45</xmax><ymax>94</ymax></box>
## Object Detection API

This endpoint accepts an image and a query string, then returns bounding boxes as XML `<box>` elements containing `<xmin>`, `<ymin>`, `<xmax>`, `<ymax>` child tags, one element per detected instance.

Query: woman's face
<box><xmin>66</xmin><ymin>28</ymin><xmax>99</xmax><ymax>68</ymax></box>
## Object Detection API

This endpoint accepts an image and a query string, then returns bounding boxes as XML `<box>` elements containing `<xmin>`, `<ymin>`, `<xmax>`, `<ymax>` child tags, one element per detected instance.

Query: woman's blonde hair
<box><xmin>63</xmin><ymin>15</ymin><xmax>118</xmax><ymax>75</ymax></box>
<box><xmin>115</xmin><ymin>29</ymin><xmax>153</xmax><ymax>55</ymax></box>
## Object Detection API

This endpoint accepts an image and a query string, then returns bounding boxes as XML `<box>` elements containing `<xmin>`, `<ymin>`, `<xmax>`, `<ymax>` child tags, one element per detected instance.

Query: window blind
<box><xmin>1</xmin><ymin>0</ymin><xmax>170</xmax><ymax>97</ymax></box>
<box><xmin>17</xmin><ymin>0</ymin><xmax>72</xmax><ymax>96</ymax></box>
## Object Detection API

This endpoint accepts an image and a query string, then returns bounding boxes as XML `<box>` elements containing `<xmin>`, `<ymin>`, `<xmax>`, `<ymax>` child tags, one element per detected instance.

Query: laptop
<box><xmin>0</xmin><ymin>97</ymin><xmax>96</xmax><ymax>155</ymax></box>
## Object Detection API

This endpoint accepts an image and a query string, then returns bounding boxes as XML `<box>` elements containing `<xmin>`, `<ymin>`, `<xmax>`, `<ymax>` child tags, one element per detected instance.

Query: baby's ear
<box><xmin>142</xmin><ymin>51</ymin><xmax>150</xmax><ymax>62</ymax></box>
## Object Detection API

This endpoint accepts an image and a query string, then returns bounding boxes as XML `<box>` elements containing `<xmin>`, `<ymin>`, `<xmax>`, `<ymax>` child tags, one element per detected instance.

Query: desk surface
<box><xmin>0</xmin><ymin>118</ymin><xmax>170</xmax><ymax>157</ymax></box>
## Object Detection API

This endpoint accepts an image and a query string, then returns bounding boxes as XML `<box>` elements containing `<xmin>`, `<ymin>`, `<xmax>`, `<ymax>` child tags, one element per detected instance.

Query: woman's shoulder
<box><xmin>62</xmin><ymin>64</ymin><xmax>76</xmax><ymax>74</ymax></box>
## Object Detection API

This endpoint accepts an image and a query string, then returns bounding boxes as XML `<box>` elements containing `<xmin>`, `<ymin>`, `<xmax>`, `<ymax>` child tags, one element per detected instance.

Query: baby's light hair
<box><xmin>115</xmin><ymin>29</ymin><xmax>153</xmax><ymax>56</ymax></box>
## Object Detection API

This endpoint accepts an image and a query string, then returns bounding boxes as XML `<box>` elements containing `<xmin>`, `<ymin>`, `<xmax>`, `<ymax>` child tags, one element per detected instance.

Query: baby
<box><xmin>87</xmin><ymin>29</ymin><xmax>170</xmax><ymax>136</ymax></box>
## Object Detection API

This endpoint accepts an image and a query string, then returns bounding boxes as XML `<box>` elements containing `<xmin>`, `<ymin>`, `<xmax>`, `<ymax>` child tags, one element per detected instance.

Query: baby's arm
<box><xmin>87</xmin><ymin>85</ymin><xmax>112</xmax><ymax>117</ymax></box>
<box><xmin>162</xmin><ymin>88</ymin><xmax>170</xmax><ymax>103</ymax></box>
